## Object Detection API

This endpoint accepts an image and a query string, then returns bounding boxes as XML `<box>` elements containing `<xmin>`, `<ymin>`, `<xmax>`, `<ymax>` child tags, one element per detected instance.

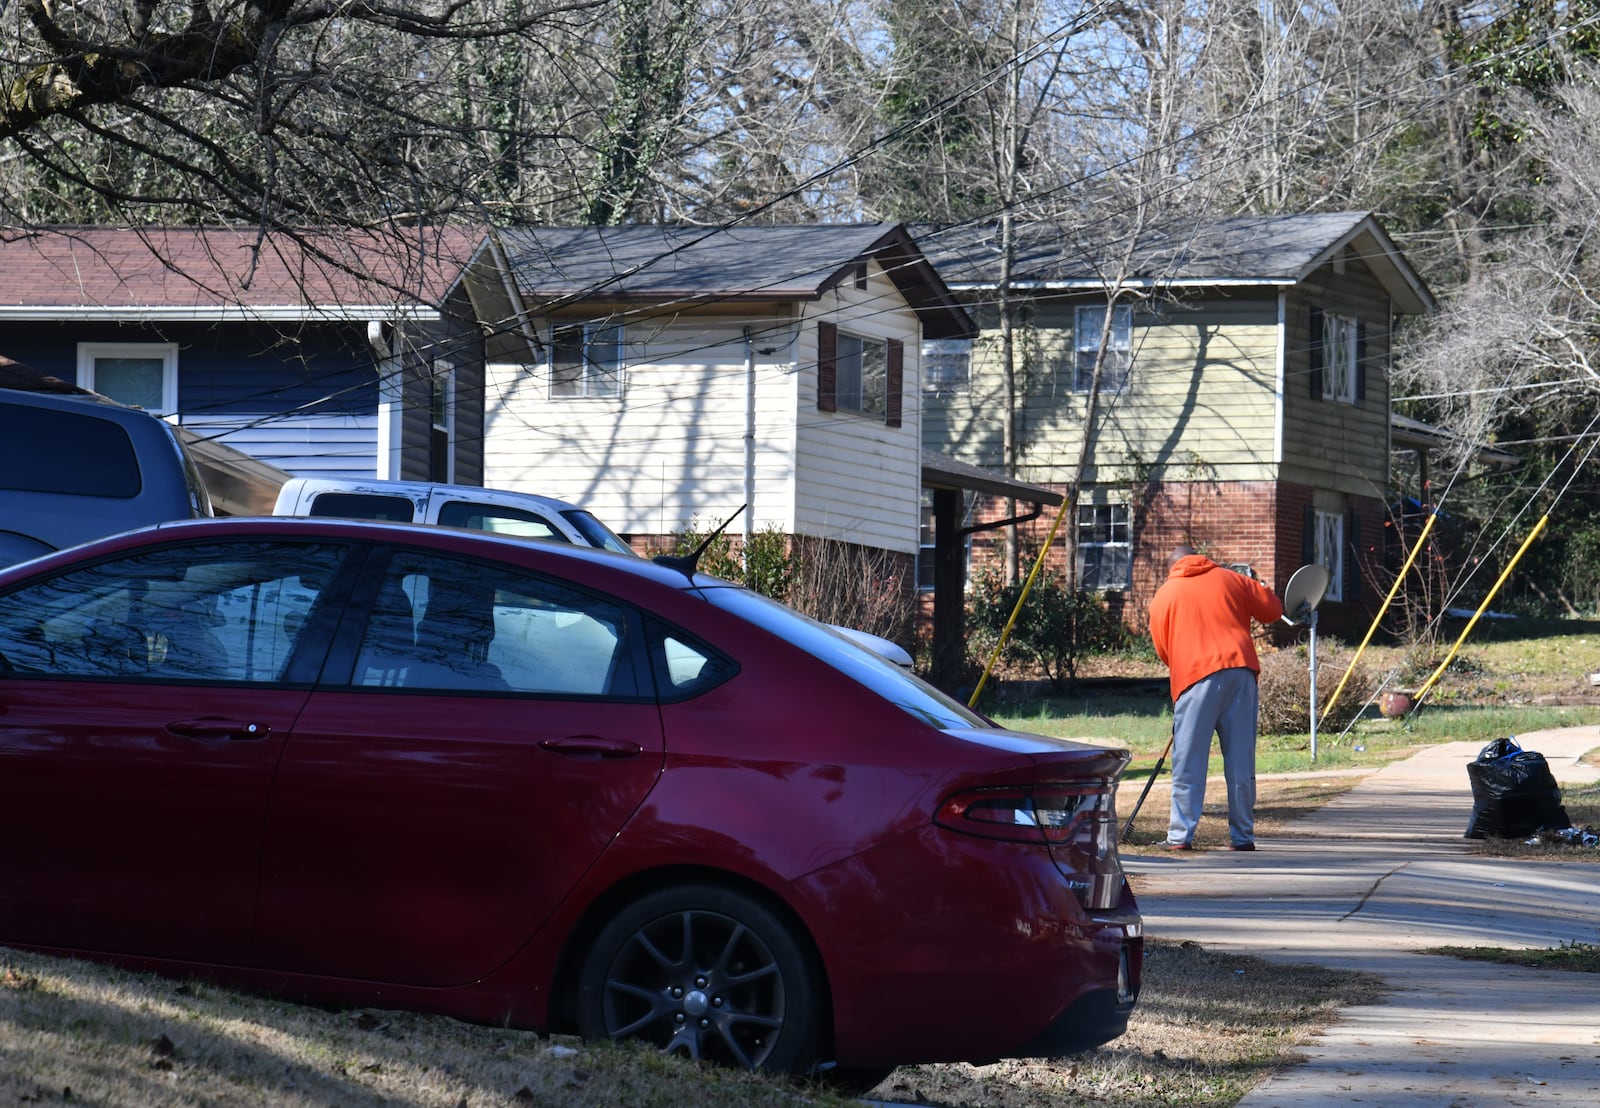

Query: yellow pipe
<box><xmin>969</xmin><ymin>501</ymin><xmax>1070</xmax><ymax>708</ymax></box>
<box><xmin>1412</xmin><ymin>514</ymin><xmax>1549</xmax><ymax>708</ymax></box>
<box><xmin>1320</xmin><ymin>510</ymin><xmax>1438</xmax><ymax>722</ymax></box>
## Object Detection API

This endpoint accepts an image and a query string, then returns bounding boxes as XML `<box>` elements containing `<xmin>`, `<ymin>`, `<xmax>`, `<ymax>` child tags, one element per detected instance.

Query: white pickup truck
<box><xmin>272</xmin><ymin>478</ymin><xmax>635</xmax><ymax>554</ymax></box>
<box><xmin>272</xmin><ymin>477</ymin><xmax>915</xmax><ymax>668</ymax></box>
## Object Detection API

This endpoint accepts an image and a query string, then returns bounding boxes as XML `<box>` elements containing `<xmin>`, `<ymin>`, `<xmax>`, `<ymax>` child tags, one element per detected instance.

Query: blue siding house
<box><xmin>0</xmin><ymin>227</ymin><xmax>517</xmax><ymax>489</ymax></box>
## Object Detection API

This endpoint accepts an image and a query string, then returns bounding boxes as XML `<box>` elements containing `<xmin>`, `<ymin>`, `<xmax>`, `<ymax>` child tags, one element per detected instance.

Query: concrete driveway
<box><xmin>1124</xmin><ymin>727</ymin><xmax>1600</xmax><ymax>1107</ymax></box>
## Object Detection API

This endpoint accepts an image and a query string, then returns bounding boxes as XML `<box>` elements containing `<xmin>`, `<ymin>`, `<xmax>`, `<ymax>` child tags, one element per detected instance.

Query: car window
<box><xmin>0</xmin><ymin>404</ymin><xmax>141</xmax><ymax>497</ymax></box>
<box><xmin>436</xmin><ymin>500</ymin><xmax>570</xmax><ymax>544</ymax></box>
<box><xmin>646</xmin><ymin>620</ymin><xmax>738</xmax><ymax>701</ymax></box>
<box><xmin>0</xmin><ymin>541</ymin><xmax>350</xmax><ymax>683</ymax></box>
<box><xmin>351</xmin><ymin>551</ymin><xmax>640</xmax><ymax>698</ymax></box>
<box><xmin>308</xmin><ymin>492</ymin><xmax>417</xmax><ymax>522</ymax></box>
<box><xmin>561</xmin><ymin>509</ymin><xmax>636</xmax><ymax>556</ymax></box>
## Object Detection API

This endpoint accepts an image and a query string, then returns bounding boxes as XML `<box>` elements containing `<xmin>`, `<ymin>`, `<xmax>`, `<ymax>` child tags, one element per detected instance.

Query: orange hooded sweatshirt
<box><xmin>1149</xmin><ymin>554</ymin><xmax>1284</xmax><ymax>702</ymax></box>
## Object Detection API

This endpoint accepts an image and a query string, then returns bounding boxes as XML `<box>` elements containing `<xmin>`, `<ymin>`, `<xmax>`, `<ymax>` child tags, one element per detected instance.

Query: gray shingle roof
<box><xmin>494</xmin><ymin>223</ymin><xmax>973</xmax><ymax>337</ymax></box>
<box><xmin>915</xmin><ymin>211</ymin><xmax>1434</xmax><ymax>314</ymax></box>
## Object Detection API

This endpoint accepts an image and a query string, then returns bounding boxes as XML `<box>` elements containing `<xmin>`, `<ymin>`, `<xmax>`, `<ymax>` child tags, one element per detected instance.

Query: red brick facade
<box><xmin>957</xmin><ymin>481</ymin><xmax>1387</xmax><ymax>641</ymax></box>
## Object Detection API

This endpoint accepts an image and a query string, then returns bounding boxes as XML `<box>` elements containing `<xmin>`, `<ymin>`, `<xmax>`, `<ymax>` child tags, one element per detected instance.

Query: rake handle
<box><xmin>1121</xmin><ymin>733</ymin><xmax>1175</xmax><ymax>840</ymax></box>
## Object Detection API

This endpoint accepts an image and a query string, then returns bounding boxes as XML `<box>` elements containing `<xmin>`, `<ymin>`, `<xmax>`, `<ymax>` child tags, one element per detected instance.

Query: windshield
<box><xmin>562</xmin><ymin>509</ymin><xmax>636</xmax><ymax>556</ymax></box>
<box><xmin>698</xmin><ymin>585</ymin><xmax>990</xmax><ymax>731</ymax></box>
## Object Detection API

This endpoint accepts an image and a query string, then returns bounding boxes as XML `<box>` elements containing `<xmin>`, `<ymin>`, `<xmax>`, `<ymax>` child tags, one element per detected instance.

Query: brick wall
<box><xmin>952</xmin><ymin>480</ymin><xmax>1388</xmax><ymax>642</ymax></box>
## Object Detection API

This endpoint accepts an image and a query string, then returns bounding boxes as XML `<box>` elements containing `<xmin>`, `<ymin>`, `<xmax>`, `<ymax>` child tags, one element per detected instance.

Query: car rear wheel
<box><xmin>576</xmin><ymin>884</ymin><xmax>821</xmax><ymax>1073</ymax></box>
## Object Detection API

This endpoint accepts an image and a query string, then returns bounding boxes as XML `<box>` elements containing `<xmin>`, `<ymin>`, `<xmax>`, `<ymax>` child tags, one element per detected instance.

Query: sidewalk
<box><xmin>1123</xmin><ymin>727</ymin><xmax>1600</xmax><ymax>1107</ymax></box>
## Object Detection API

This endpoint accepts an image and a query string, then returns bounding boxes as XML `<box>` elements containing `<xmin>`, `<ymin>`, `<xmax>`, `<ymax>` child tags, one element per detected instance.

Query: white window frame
<box><xmin>430</xmin><ymin>360</ymin><xmax>456</xmax><ymax>484</ymax></box>
<box><xmin>836</xmin><ymin>330</ymin><xmax>887</xmax><ymax>416</ymax></box>
<box><xmin>1314</xmin><ymin>509</ymin><xmax>1344</xmax><ymax>602</ymax></box>
<box><xmin>1322</xmin><ymin>312</ymin><xmax>1358</xmax><ymax>404</ymax></box>
<box><xmin>1073</xmin><ymin>305</ymin><xmax>1131</xmax><ymax>393</ymax></box>
<box><xmin>550</xmin><ymin>322</ymin><xmax>623</xmax><ymax>399</ymax></box>
<box><xmin>922</xmin><ymin>337</ymin><xmax>971</xmax><ymax>395</ymax></box>
<box><xmin>1076</xmin><ymin>502</ymin><xmax>1132</xmax><ymax>592</ymax></box>
<box><xmin>77</xmin><ymin>342</ymin><xmax>179</xmax><ymax>417</ymax></box>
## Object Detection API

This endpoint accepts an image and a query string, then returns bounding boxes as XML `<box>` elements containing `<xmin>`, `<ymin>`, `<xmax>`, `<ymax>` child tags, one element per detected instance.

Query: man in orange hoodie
<box><xmin>1148</xmin><ymin>545</ymin><xmax>1284</xmax><ymax>851</ymax></box>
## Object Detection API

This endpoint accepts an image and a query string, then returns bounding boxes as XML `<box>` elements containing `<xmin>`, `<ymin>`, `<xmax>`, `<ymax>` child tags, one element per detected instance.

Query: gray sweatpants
<box><xmin>1166</xmin><ymin>666</ymin><xmax>1259</xmax><ymax>847</ymax></box>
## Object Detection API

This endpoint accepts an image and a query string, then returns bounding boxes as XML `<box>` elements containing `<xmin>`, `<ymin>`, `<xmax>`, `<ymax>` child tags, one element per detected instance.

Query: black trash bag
<box><xmin>1464</xmin><ymin>738</ymin><xmax>1571</xmax><ymax>839</ymax></box>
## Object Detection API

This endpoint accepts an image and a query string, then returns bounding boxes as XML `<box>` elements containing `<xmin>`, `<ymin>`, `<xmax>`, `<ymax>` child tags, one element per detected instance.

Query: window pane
<box><xmin>837</xmin><ymin>333</ymin><xmax>863</xmax><ymax>410</ymax></box>
<box><xmin>307</xmin><ymin>493</ymin><xmax>417</xmax><ymax>522</ymax></box>
<box><xmin>835</xmin><ymin>332</ymin><xmax>885</xmax><ymax>415</ymax></box>
<box><xmin>353</xmin><ymin>552</ymin><xmax>638</xmax><ymax>697</ymax></box>
<box><xmin>1314</xmin><ymin>511</ymin><xmax>1344</xmax><ymax>601</ymax></box>
<box><xmin>550</xmin><ymin>326</ymin><xmax>585</xmax><ymax>397</ymax></box>
<box><xmin>0</xmin><ymin>541</ymin><xmax>347</xmax><ymax>682</ymax></box>
<box><xmin>1076</xmin><ymin>503</ymin><xmax>1130</xmax><ymax>591</ymax></box>
<box><xmin>923</xmin><ymin>338</ymin><xmax>971</xmax><ymax>393</ymax></box>
<box><xmin>437</xmin><ymin>500</ymin><xmax>566</xmax><ymax>543</ymax></box>
<box><xmin>94</xmin><ymin>357</ymin><xmax>165</xmax><ymax>411</ymax></box>
<box><xmin>1073</xmin><ymin>305</ymin><xmax>1131</xmax><ymax>393</ymax></box>
<box><xmin>0</xmin><ymin>405</ymin><xmax>141</xmax><ymax>497</ymax></box>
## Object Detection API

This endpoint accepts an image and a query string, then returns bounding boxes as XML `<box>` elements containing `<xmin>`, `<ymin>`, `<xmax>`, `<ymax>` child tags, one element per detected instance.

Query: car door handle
<box><xmin>167</xmin><ymin>719</ymin><xmax>271</xmax><ymax>742</ymax></box>
<box><xmin>538</xmin><ymin>736</ymin><xmax>642</xmax><ymax>759</ymax></box>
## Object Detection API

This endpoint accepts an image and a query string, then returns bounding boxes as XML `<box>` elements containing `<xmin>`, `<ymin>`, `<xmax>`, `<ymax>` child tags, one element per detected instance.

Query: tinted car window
<box><xmin>698</xmin><ymin>585</ymin><xmax>990</xmax><ymax>730</ymax></box>
<box><xmin>308</xmin><ymin>492</ymin><xmax>417</xmax><ymax>521</ymax></box>
<box><xmin>0</xmin><ymin>405</ymin><xmax>141</xmax><ymax>497</ymax></box>
<box><xmin>0</xmin><ymin>541</ymin><xmax>350</xmax><ymax>682</ymax></box>
<box><xmin>352</xmin><ymin>551</ymin><xmax>640</xmax><ymax>697</ymax></box>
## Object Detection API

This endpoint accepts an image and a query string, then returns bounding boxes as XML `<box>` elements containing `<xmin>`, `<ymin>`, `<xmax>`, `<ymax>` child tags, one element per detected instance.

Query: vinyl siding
<box><xmin>181</xmin><ymin>412</ymin><xmax>379</xmax><ymax>478</ymax></box>
<box><xmin>925</xmin><ymin>294</ymin><xmax>1280</xmax><ymax>487</ymax></box>
<box><xmin>792</xmin><ymin>263</ymin><xmax>923</xmax><ymax>555</ymax></box>
<box><xmin>1280</xmin><ymin>259</ymin><xmax>1392</xmax><ymax>497</ymax></box>
<box><xmin>484</xmin><ymin>315</ymin><xmax>801</xmax><ymax>539</ymax></box>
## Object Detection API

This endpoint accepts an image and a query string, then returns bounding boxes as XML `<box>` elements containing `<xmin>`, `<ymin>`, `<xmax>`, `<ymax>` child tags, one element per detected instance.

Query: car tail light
<box><xmin>935</xmin><ymin>785</ymin><xmax>1126</xmax><ymax>911</ymax></box>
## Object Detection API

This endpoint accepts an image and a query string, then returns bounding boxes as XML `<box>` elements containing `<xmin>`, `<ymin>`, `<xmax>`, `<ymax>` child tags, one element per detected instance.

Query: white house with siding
<box><xmin>482</xmin><ymin>224</ymin><xmax>974</xmax><ymax>563</ymax></box>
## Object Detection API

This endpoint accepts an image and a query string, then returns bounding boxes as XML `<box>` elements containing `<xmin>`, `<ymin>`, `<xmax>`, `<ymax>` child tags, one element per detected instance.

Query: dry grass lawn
<box><xmin>0</xmin><ymin>938</ymin><xmax>1379</xmax><ymax>1108</ymax></box>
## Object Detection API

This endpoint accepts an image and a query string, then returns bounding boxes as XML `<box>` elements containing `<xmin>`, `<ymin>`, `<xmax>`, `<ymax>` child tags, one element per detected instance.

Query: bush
<box><xmin>669</xmin><ymin>518</ymin><xmax>797</xmax><ymax>600</ymax></box>
<box><xmin>1256</xmin><ymin>647</ymin><xmax>1373</xmax><ymax>736</ymax></box>
<box><xmin>787</xmin><ymin>536</ymin><xmax>916</xmax><ymax>648</ymax></box>
<box><xmin>967</xmin><ymin>563</ymin><xmax>1135</xmax><ymax>689</ymax></box>
<box><xmin>665</xmin><ymin>523</ymin><xmax>916</xmax><ymax>650</ymax></box>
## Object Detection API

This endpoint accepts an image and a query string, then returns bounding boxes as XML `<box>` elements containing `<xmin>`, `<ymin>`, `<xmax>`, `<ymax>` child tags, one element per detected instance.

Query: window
<box><xmin>836</xmin><ymin>331</ymin><xmax>888</xmax><ymax>416</ymax></box>
<box><xmin>308</xmin><ymin>492</ymin><xmax>417</xmax><ymax>522</ymax></box>
<box><xmin>437</xmin><ymin>500</ymin><xmax>567</xmax><ymax>544</ymax></box>
<box><xmin>923</xmin><ymin>337</ymin><xmax>971</xmax><ymax>395</ymax></box>
<box><xmin>77</xmin><ymin>343</ymin><xmax>179</xmax><ymax>416</ymax></box>
<box><xmin>1313</xmin><ymin>509</ymin><xmax>1344</xmax><ymax>602</ymax></box>
<box><xmin>0</xmin><ymin>541</ymin><xmax>349</xmax><ymax>682</ymax></box>
<box><xmin>648</xmin><ymin>620</ymin><xmax>738</xmax><ymax>700</ymax></box>
<box><xmin>1077</xmin><ymin>503</ymin><xmax>1131</xmax><ymax>591</ymax></box>
<box><xmin>550</xmin><ymin>322</ymin><xmax>623</xmax><ymax>398</ymax></box>
<box><xmin>1073</xmin><ymin>305</ymin><xmax>1131</xmax><ymax>393</ymax></box>
<box><xmin>1321</xmin><ymin>312</ymin><xmax>1359</xmax><ymax>404</ymax></box>
<box><xmin>0</xmin><ymin>403</ymin><xmax>140</xmax><ymax>497</ymax></box>
<box><xmin>352</xmin><ymin>551</ymin><xmax>641</xmax><ymax>697</ymax></box>
<box><xmin>817</xmin><ymin>321</ymin><xmax>903</xmax><ymax>425</ymax></box>
<box><xmin>916</xmin><ymin>495</ymin><xmax>971</xmax><ymax>592</ymax></box>
<box><xmin>430</xmin><ymin>362</ymin><xmax>454</xmax><ymax>482</ymax></box>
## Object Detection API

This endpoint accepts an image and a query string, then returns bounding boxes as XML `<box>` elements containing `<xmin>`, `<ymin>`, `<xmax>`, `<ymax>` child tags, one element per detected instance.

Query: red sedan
<box><xmin>0</xmin><ymin>517</ymin><xmax>1140</xmax><ymax>1081</ymax></box>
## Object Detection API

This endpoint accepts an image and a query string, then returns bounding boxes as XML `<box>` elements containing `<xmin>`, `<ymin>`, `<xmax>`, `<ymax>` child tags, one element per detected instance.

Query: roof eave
<box><xmin>0</xmin><ymin>305</ymin><xmax>443</xmax><ymax>322</ymax></box>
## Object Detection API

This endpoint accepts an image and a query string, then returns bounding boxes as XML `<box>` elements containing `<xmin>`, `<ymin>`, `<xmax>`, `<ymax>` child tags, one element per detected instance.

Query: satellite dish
<box><xmin>1282</xmin><ymin>563</ymin><xmax>1330</xmax><ymax>626</ymax></box>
